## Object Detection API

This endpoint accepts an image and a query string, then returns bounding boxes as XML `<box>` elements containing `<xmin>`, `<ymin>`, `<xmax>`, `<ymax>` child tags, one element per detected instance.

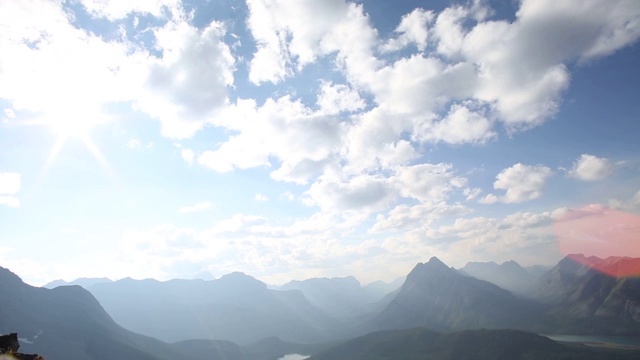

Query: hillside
<box><xmin>0</xmin><ymin>266</ymin><xmax>203</xmax><ymax>360</ymax></box>
<box><xmin>530</xmin><ymin>254</ymin><xmax>640</xmax><ymax>335</ymax></box>
<box><xmin>307</xmin><ymin>327</ymin><xmax>639</xmax><ymax>360</ymax></box>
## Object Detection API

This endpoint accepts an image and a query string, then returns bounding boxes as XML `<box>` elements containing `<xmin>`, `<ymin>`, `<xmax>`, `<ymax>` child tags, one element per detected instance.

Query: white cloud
<box><xmin>178</xmin><ymin>201</ymin><xmax>212</xmax><ymax>213</ymax></box>
<box><xmin>254</xmin><ymin>193</ymin><xmax>268</xmax><ymax>202</ymax></box>
<box><xmin>481</xmin><ymin>163</ymin><xmax>553</xmax><ymax>204</ymax></box>
<box><xmin>422</xmin><ymin>104</ymin><xmax>495</xmax><ymax>144</ymax></box>
<box><xmin>370</xmin><ymin>202</ymin><xmax>470</xmax><ymax>234</ymax></box>
<box><xmin>216</xmin><ymin>0</ymin><xmax>640</xmax><ymax>189</ymax></box>
<box><xmin>181</xmin><ymin>149</ymin><xmax>195</xmax><ymax>165</ymax></box>
<box><xmin>0</xmin><ymin>1</ymin><xmax>142</xmax><ymax>130</ymax></box>
<box><xmin>79</xmin><ymin>0</ymin><xmax>180</xmax><ymax>20</ymax></box>
<box><xmin>137</xmin><ymin>18</ymin><xmax>235</xmax><ymax>138</ymax></box>
<box><xmin>568</xmin><ymin>154</ymin><xmax>615</xmax><ymax>181</ymax></box>
<box><xmin>0</xmin><ymin>1</ymin><xmax>235</xmax><ymax>140</ymax></box>
<box><xmin>302</xmin><ymin>162</ymin><xmax>468</xmax><ymax>216</ymax></box>
<box><xmin>380</xmin><ymin>8</ymin><xmax>434</xmax><ymax>53</ymax></box>
<box><xmin>501</xmin><ymin>211</ymin><xmax>553</xmax><ymax>229</ymax></box>
<box><xmin>433</xmin><ymin>5</ymin><xmax>468</xmax><ymax>57</ymax></box>
<box><xmin>0</xmin><ymin>172</ymin><xmax>20</xmax><ymax>207</ymax></box>
<box><xmin>282</xmin><ymin>191</ymin><xmax>295</xmax><ymax>201</ymax></box>
<box><xmin>303</xmin><ymin>173</ymin><xmax>395</xmax><ymax>213</ymax></box>
<box><xmin>316</xmin><ymin>81</ymin><xmax>366</xmax><ymax>115</ymax></box>
<box><xmin>517</xmin><ymin>0</ymin><xmax>640</xmax><ymax>62</ymax></box>
<box><xmin>199</xmin><ymin>96</ymin><xmax>342</xmax><ymax>183</ymax></box>
<box><xmin>461</xmin><ymin>0</ymin><xmax>640</xmax><ymax>129</ymax></box>
<box><xmin>394</xmin><ymin>163</ymin><xmax>467</xmax><ymax>203</ymax></box>
<box><xmin>246</xmin><ymin>0</ymin><xmax>379</xmax><ymax>85</ymax></box>
<box><xmin>342</xmin><ymin>108</ymin><xmax>418</xmax><ymax>173</ymax></box>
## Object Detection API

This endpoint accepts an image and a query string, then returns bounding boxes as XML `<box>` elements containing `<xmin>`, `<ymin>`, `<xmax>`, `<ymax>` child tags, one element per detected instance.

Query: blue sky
<box><xmin>1</xmin><ymin>0</ymin><xmax>639</xmax><ymax>286</ymax></box>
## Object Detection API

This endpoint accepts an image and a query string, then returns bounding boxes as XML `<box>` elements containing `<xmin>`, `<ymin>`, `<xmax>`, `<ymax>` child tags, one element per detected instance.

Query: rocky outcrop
<box><xmin>0</xmin><ymin>333</ymin><xmax>44</xmax><ymax>359</ymax></box>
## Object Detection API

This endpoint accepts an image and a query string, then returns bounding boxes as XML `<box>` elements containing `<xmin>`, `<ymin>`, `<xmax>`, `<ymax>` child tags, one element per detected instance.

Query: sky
<box><xmin>1</xmin><ymin>0</ymin><xmax>639</xmax><ymax>287</ymax></box>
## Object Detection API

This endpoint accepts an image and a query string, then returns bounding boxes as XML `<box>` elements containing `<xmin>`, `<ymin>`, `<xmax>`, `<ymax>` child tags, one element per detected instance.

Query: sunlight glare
<box><xmin>41</xmin><ymin>108</ymin><xmax>118</xmax><ymax>184</ymax></box>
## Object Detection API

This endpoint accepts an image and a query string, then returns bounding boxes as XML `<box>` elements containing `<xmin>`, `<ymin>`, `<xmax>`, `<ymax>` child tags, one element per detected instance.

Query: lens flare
<box><xmin>554</xmin><ymin>205</ymin><xmax>640</xmax><ymax>277</ymax></box>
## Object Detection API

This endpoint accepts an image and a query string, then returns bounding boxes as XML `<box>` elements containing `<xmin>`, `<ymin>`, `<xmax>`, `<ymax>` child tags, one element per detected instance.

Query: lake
<box><xmin>277</xmin><ymin>354</ymin><xmax>310</xmax><ymax>360</ymax></box>
<box><xmin>544</xmin><ymin>335</ymin><xmax>640</xmax><ymax>348</ymax></box>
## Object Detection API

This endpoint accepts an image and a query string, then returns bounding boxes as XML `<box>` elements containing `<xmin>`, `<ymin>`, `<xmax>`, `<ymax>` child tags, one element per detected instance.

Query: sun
<box><xmin>43</xmin><ymin>109</ymin><xmax>116</xmax><ymax>180</ymax></box>
<box><xmin>50</xmin><ymin>117</ymin><xmax>93</xmax><ymax>141</ymax></box>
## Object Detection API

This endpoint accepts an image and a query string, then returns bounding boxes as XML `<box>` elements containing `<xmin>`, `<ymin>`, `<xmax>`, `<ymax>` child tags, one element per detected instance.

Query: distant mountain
<box><xmin>307</xmin><ymin>327</ymin><xmax>639</xmax><ymax>360</ymax></box>
<box><xmin>530</xmin><ymin>254</ymin><xmax>640</xmax><ymax>335</ymax></box>
<box><xmin>0</xmin><ymin>266</ymin><xmax>207</xmax><ymax>360</ymax></box>
<box><xmin>43</xmin><ymin>277</ymin><xmax>112</xmax><ymax>289</ymax></box>
<box><xmin>279</xmin><ymin>276</ymin><xmax>389</xmax><ymax>318</ymax></box>
<box><xmin>370</xmin><ymin>257</ymin><xmax>547</xmax><ymax>332</ymax></box>
<box><xmin>86</xmin><ymin>272</ymin><xmax>340</xmax><ymax>344</ymax></box>
<box><xmin>362</xmin><ymin>277</ymin><xmax>405</xmax><ymax>300</ymax></box>
<box><xmin>460</xmin><ymin>260</ymin><xmax>540</xmax><ymax>295</ymax></box>
<box><xmin>526</xmin><ymin>264</ymin><xmax>553</xmax><ymax>278</ymax></box>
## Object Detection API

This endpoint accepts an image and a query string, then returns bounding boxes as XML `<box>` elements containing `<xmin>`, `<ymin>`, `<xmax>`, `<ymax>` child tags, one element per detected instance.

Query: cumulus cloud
<box><xmin>199</xmin><ymin>96</ymin><xmax>342</xmax><ymax>183</ymax></box>
<box><xmin>302</xmin><ymin>162</ymin><xmax>468</xmax><ymax>215</ymax></box>
<box><xmin>0</xmin><ymin>1</ymin><xmax>235</xmax><ymax>140</ymax></box>
<box><xmin>422</xmin><ymin>104</ymin><xmax>495</xmax><ymax>144</ymax></box>
<box><xmin>138</xmin><ymin>17</ymin><xmax>235</xmax><ymax>138</ymax></box>
<box><xmin>481</xmin><ymin>163</ymin><xmax>553</xmax><ymax>204</ymax></box>
<box><xmin>568</xmin><ymin>154</ymin><xmax>615</xmax><ymax>181</ymax></box>
<box><xmin>303</xmin><ymin>173</ymin><xmax>395</xmax><ymax>213</ymax></box>
<box><xmin>254</xmin><ymin>193</ymin><xmax>268</xmax><ymax>202</ymax></box>
<box><xmin>394</xmin><ymin>163</ymin><xmax>467</xmax><ymax>202</ymax></box>
<box><xmin>79</xmin><ymin>0</ymin><xmax>181</xmax><ymax>20</ymax></box>
<box><xmin>0</xmin><ymin>172</ymin><xmax>21</xmax><ymax>207</ymax></box>
<box><xmin>181</xmin><ymin>148</ymin><xmax>195</xmax><ymax>164</ymax></box>
<box><xmin>370</xmin><ymin>202</ymin><xmax>470</xmax><ymax>234</ymax></box>
<box><xmin>206</xmin><ymin>0</ymin><xmax>640</xmax><ymax>190</ymax></box>
<box><xmin>0</xmin><ymin>1</ymin><xmax>141</xmax><ymax>130</ymax></box>
<box><xmin>316</xmin><ymin>81</ymin><xmax>366</xmax><ymax>115</ymax></box>
<box><xmin>246</xmin><ymin>0</ymin><xmax>379</xmax><ymax>85</ymax></box>
<box><xmin>380</xmin><ymin>8</ymin><xmax>434</xmax><ymax>53</ymax></box>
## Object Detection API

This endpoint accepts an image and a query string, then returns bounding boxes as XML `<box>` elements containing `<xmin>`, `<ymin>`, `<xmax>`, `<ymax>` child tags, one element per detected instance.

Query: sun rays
<box><xmin>42</xmin><ymin>111</ymin><xmax>117</xmax><ymax>181</ymax></box>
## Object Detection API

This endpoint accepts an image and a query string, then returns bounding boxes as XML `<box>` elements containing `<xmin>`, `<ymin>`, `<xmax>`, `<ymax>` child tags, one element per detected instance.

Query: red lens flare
<box><xmin>553</xmin><ymin>205</ymin><xmax>640</xmax><ymax>278</ymax></box>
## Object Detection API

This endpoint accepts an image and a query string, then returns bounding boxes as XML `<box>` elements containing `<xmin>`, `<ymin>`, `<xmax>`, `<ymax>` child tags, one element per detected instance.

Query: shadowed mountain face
<box><xmin>370</xmin><ymin>257</ymin><xmax>547</xmax><ymax>332</ymax></box>
<box><xmin>0</xmin><ymin>266</ymin><xmax>213</xmax><ymax>360</ymax></box>
<box><xmin>529</xmin><ymin>254</ymin><xmax>640</xmax><ymax>335</ymax></box>
<box><xmin>307</xmin><ymin>327</ymin><xmax>639</xmax><ymax>360</ymax></box>
<box><xmin>86</xmin><ymin>272</ymin><xmax>340</xmax><ymax>344</ymax></box>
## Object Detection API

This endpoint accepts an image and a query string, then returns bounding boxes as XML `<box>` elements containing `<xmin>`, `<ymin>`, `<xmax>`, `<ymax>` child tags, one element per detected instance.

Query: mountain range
<box><xmin>85</xmin><ymin>272</ymin><xmax>340</xmax><ymax>344</ymax></box>
<box><xmin>3</xmin><ymin>254</ymin><xmax>640</xmax><ymax>359</ymax></box>
<box><xmin>277</xmin><ymin>276</ymin><xmax>403</xmax><ymax>318</ymax></box>
<box><xmin>459</xmin><ymin>260</ymin><xmax>549</xmax><ymax>295</ymax></box>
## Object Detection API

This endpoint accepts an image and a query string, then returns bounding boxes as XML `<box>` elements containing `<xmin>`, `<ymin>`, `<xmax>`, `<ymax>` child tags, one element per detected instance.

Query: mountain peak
<box><xmin>408</xmin><ymin>257</ymin><xmax>455</xmax><ymax>280</ymax></box>
<box><xmin>424</xmin><ymin>257</ymin><xmax>452</xmax><ymax>271</ymax></box>
<box><xmin>217</xmin><ymin>271</ymin><xmax>266</xmax><ymax>289</ymax></box>
<box><xmin>500</xmin><ymin>260</ymin><xmax>525</xmax><ymax>271</ymax></box>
